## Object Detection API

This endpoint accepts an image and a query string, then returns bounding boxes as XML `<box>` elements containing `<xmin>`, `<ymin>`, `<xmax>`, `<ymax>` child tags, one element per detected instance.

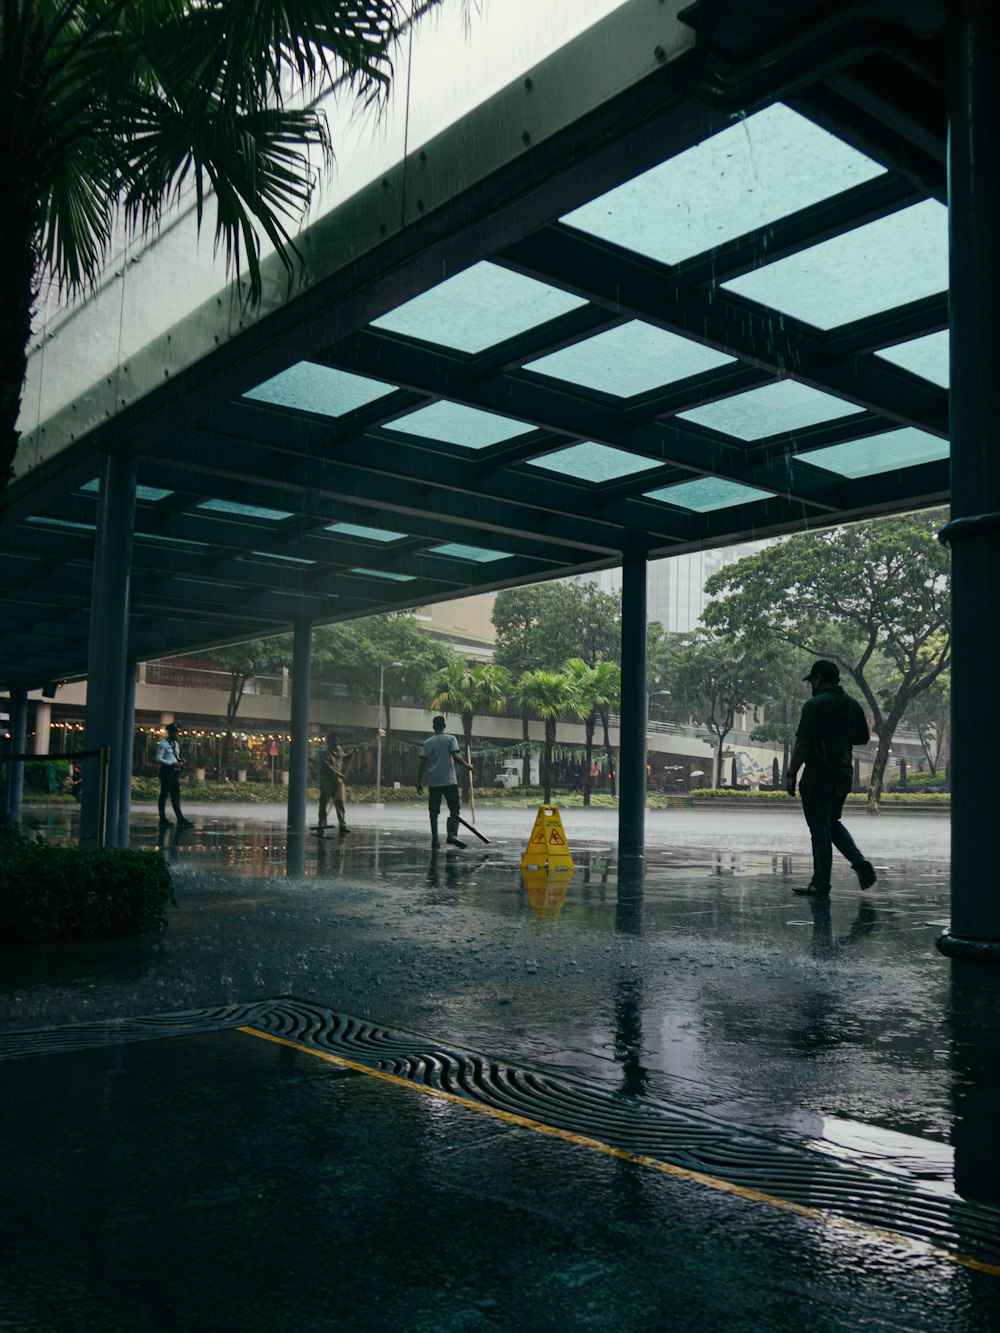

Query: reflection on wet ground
<box><xmin>5</xmin><ymin>803</ymin><xmax>1000</xmax><ymax>1326</ymax></box>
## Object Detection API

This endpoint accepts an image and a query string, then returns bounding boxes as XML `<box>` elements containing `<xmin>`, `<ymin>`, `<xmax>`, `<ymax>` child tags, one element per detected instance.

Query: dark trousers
<box><xmin>799</xmin><ymin>771</ymin><xmax>864</xmax><ymax>891</ymax></box>
<box><xmin>427</xmin><ymin>784</ymin><xmax>460</xmax><ymax>844</ymax></box>
<box><xmin>158</xmin><ymin>766</ymin><xmax>184</xmax><ymax>821</ymax></box>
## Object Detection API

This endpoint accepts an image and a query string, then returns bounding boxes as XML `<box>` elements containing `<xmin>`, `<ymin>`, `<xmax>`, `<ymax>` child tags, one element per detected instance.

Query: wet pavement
<box><xmin>3</xmin><ymin>801</ymin><xmax>1000</xmax><ymax>1331</ymax></box>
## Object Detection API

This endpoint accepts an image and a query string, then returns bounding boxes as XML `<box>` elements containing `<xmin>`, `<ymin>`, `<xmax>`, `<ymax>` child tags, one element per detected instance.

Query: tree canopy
<box><xmin>703</xmin><ymin>509</ymin><xmax>951</xmax><ymax>807</ymax></box>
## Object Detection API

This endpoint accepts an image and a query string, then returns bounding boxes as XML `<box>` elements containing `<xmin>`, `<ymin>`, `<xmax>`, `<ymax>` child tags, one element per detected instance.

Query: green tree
<box><xmin>704</xmin><ymin>511</ymin><xmax>951</xmax><ymax>810</ymax></box>
<box><xmin>313</xmin><ymin>613</ymin><xmax>452</xmax><ymax>735</ymax></box>
<box><xmin>1</xmin><ymin>0</ymin><xmax>409</xmax><ymax>505</ymax></box>
<box><xmin>208</xmin><ymin>634</ymin><xmax>291</xmax><ymax>773</ymax></box>
<box><xmin>512</xmin><ymin>669</ymin><xmax>575</xmax><ymax>804</ymax></box>
<box><xmin>667</xmin><ymin>632</ymin><xmax>774</xmax><ymax>788</ymax></box>
<box><xmin>427</xmin><ymin>659</ymin><xmax>510</xmax><ymax>792</ymax></box>
<box><xmin>562</xmin><ymin>658</ymin><xmax>620</xmax><ymax>806</ymax></box>
<box><xmin>494</xmin><ymin>580</ymin><xmax>622</xmax><ymax>784</ymax></box>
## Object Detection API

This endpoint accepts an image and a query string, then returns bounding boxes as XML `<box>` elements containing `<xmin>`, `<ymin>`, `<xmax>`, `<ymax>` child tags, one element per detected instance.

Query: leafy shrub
<box><xmin>0</xmin><ymin>829</ymin><xmax>175</xmax><ymax>941</ymax></box>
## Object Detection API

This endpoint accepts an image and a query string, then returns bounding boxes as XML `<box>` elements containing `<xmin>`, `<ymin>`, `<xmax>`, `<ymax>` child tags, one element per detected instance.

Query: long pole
<box><xmin>375</xmin><ymin>665</ymin><xmax>385</xmax><ymax>808</ymax></box>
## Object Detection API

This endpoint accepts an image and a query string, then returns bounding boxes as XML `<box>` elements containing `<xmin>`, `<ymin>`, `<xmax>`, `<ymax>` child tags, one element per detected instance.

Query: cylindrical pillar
<box><xmin>939</xmin><ymin>0</ymin><xmax>1000</xmax><ymax>957</ymax></box>
<box><xmin>33</xmin><ymin>702</ymin><xmax>51</xmax><ymax>756</ymax></box>
<box><xmin>117</xmin><ymin>660</ymin><xmax>137</xmax><ymax>848</ymax></box>
<box><xmin>286</xmin><ymin>618</ymin><xmax>312</xmax><ymax>876</ymax></box>
<box><xmin>618</xmin><ymin>551</ymin><xmax>648</xmax><ymax>870</ymax></box>
<box><xmin>80</xmin><ymin>446</ymin><xmax>136</xmax><ymax>848</ymax></box>
<box><xmin>6</xmin><ymin>687</ymin><xmax>28</xmax><ymax>824</ymax></box>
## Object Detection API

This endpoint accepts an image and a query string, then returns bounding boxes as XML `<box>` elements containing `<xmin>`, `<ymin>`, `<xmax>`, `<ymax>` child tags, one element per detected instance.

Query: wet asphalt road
<box><xmin>3</xmin><ymin>801</ymin><xmax>999</xmax><ymax>1331</ymax></box>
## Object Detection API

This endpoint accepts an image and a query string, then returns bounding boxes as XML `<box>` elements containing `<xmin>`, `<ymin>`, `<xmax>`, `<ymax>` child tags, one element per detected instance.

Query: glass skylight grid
<box><xmin>523</xmin><ymin>321</ymin><xmax>735</xmax><ymax>397</ymax></box>
<box><xmin>244</xmin><ymin>361</ymin><xmax>396</xmax><ymax>417</ymax></box>
<box><xmin>386</xmin><ymin>400</ymin><xmax>537</xmax><ymax>450</ymax></box>
<box><xmin>526</xmin><ymin>441</ymin><xmax>662</xmax><ymax>483</ymax></box>
<box><xmin>722</xmin><ymin>199</ymin><xmax>949</xmax><ymax>330</ymax></box>
<box><xmin>197</xmin><ymin>499</ymin><xmax>293</xmax><ymax>522</ymax></box>
<box><xmin>644</xmin><ymin>478</ymin><xmax>775</xmax><ymax>512</ymax></box>
<box><xmin>371</xmin><ymin>261</ymin><xmax>588</xmax><ymax>354</ymax></box>
<box><xmin>348</xmin><ymin>567</ymin><xmax>415</xmax><ymax>581</ymax></box>
<box><xmin>325</xmin><ymin>522</ymin><xmax>408</xmax><ymax>542</ymax></box>
<box><xmin>875</xmin><ymin>331</ymin><xmax>950</xmax><ymax>388</ymax></box>
<box><xmin>796</xmin><ymin>428</ymin><xmax>949</xmax><ymax>478</ymax></box>
<box><xmin>560</xmin><ymin>103</ymin><xmax>886</xmax><ymax>267</ymax></box>
<box><xmin>430</xmin><ymin>543</ymin><xmax>509</xmax><ymax>562</ymax></box>
<box><xmin>677</xmin><ymin>379</ymin><xmax>865</xmax><ymax>441</ymax></box>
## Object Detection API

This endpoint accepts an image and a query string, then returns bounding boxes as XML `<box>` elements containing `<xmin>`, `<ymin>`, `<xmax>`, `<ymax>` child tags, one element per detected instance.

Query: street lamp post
<box><xmin>374</xmin><ymin>661</ymin><xmax>403</xmax><ymax>809</ymax></box>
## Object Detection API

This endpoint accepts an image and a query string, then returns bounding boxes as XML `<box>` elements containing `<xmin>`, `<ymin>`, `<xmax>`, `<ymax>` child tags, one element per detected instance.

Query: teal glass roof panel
<box><xmin>325</xmin><ymin>522</ymin><xmax>408</xmax><ymax>542</ymax></box>
<box><xmin>244</xmin><ymin>361</ymin><xmax>396</xmax><ymax>417</ymax></box>
<box><xmin>248</xmin><ymin>551</ymin><xmax>316</xmax><ymax>565</ymax></box>
<box><xmin>526</xmin><ymin>441</ymin><xmax>662</xmax><ymax>483</ymax></box>
<box><xmin>875</xmin><ymin>331</ymin><xmax>950</xmax><ymax>388</ymax></box>
<box><xmin>677</xmin><ymin>379</ymin><xmax>864</xmax><ymax>440</ymax></box>
<box><xmin>386</xmin><ymin>400</ymin><xmax>536</xmax><ymax>449</ymax></box>
<box><xmin>430</xmin><ymin>543</ymin><xmax>509</xmax><ymax>562</ymax></box>
<box><xmin>644</xmin><ymin>478</ymin><xmax>775</xmax><ymax>512</ymax></box>
<box><xmin>25</xmin><ymin>516</ymin><xmax>96</xmax><ymax>532</ymax></box>
<box><xmin>797</xmin><ymin>428</ymin><xmax>949</xmax><ymax>478</ymax></box>
<box><xmin>721</xmin><ymin>200</ymin><xmax>948</xmax><ymax>330</ymax></box>
<box><xmin>560</xmin><ymin>103</ymin><xmax>886</xmax><ymax>266</ymax></box>
<box><xmin>348</xmin><ymin>567</ymin><xmax>415</xmax><ymax>582</ymax></box>
<box><xmin>197</xmin><ymin>499</ymin><xmax>293</xmax><ymax>521</ymax></box>
<box><xmin>135</xmin><ymin>533</ymin><xmax>209</xmax><ymax>549</ymax></box>
<box><xmin>523</xmin><ymin>320</ymin><xmax>735</xmax><ymax>397</ymax></box>
<box><xmin>371</xmin><ymin>261</ymin><xmax>588</xmax><ymax>354</ymax></box>
<box><xmin>81</xmin><ymin>478</ymin><xmax>173</xmax><ymax>502</ymax></box>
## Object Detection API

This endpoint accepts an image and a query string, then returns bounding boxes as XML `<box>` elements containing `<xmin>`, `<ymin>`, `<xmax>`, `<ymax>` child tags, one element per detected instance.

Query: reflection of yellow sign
<box><xmin>521</xmin><ymin>805</ymin><xmax>574</xmax><ymax>871</ymax></box>
<box><xmin>522</xmin><ymin>867</ymin><xmax>570</xmax><ymax>919</ymax></box>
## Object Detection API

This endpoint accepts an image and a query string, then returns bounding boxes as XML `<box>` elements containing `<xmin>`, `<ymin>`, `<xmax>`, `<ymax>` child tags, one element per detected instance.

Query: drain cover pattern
<box><xmin>4</xmin><ymin>997</ymin><xmax>1000</xmax><ymax>1267</ymax></box>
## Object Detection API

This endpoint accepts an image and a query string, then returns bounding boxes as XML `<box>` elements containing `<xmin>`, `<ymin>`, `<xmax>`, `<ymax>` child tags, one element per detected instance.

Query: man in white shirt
<box><xmin>416</xmin><ymin>715</ymin><xmax>473</xmax><ymax>849</ymax></box>
<box><xmin>155</xmin><ymin>722</ymin><xmax>193</xmax><ymax>827</ymax></box>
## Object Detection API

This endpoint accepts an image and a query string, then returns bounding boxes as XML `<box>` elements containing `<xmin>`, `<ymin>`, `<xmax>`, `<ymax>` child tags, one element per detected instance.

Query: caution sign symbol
<box><xmin>520</xmin><ymin>805</ymin><xmax>574</xmax><ymax>871</ymax></box>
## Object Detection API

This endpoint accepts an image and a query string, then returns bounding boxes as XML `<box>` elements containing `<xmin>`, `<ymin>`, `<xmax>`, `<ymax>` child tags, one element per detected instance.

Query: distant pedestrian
<box><xmin>155</xmin><ymin>723</ymin><xmax>193</xmax><ymax>827</ymax></box>
<box><xmin>786</xmin><ymin>660</ymin><xmax>876</xmax><ymax>896</ymax></box>
<box><xmin>318</xmin><ymin>733</ymin><xmax>352</xmax><ymax>836</ymax></box>
<box><xmin>416</xmin><ymin>715</ymin><xmax>473</xmax><ymax>849</ymax></box>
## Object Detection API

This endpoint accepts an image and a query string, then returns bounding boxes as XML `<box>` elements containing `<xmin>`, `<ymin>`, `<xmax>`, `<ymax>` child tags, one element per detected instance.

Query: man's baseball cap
<box><xmin>803</xmin><ymin>659</ymin><xmax>840</xmax><ymax>683</ymax></box>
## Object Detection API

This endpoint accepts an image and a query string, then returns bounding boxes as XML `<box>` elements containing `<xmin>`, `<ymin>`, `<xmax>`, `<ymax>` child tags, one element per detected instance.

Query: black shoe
<box><xmin>793</xmin><ymin>883</ymin><xmax>829</xmax><ymax>897</ymax></box>
<box><xmin>447</xmin><ymin>835</ymin><xmax>466</xmax><ymax>849</ymax></box>
<box><xmin>431</xmin><ymin>839</ymin><xmax>440</xmax><ymax>849</ymax></box>
<box><xmin>339</xmin><ymin>826</ymin><xmax>351</xmax><ymax>836</ymax></box>
<box><xmin>177</xmin><ymin>818</ymin><xmax>194</xmax><ymax>828</ymax></box>
<box><xmin>159</xmin><ymin>817</ymin><xmax>173</xmax><ymax>826</ymax></box>
<box><xmin>856</xmin><ymin>860</ymin><xmax>877</xmax><ymax>890</ymax></box>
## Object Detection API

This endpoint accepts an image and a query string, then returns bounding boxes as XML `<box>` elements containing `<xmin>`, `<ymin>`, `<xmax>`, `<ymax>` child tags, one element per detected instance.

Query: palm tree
<box><xmin>513</xmin><ymin>669</ymin><xmax>574</xmax><ymax>805</ymax></box>
<box><xmin>428</xmin><ymin>658</ymin><xmax>509</xmax><ymax>791</ymax></box>
<box><xmin>563</xmin><ymin>658</ymin><xmax>620</xmax><ymax>806</ymax></box>
<box><xmin>1</xmin><ymin>0</ymin><xmax>409</xmax><ymax>504</ymax></box>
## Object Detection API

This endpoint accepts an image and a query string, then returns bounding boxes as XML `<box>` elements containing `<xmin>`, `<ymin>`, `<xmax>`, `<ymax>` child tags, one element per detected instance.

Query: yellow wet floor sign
<box><xmin>521</xmin><ymin>805</ymin><xmax>574</xmax><ymax>871</ymax></box>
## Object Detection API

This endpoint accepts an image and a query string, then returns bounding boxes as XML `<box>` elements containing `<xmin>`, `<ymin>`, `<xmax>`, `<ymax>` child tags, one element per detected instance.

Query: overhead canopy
<box><xmin>0</xmin><ymin>0</ymin><xmax>948</xmax><ymax>690</ymax></box>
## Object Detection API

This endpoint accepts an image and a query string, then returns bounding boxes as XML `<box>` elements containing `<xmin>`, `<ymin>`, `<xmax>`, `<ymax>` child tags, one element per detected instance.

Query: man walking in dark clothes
<box><xmin>786</xmin><ymin>659</ymin><xmax>876</xmax><ymax>897</ymax></box>
<box><xmin>416</xmin><ymin>715</ymin><xmax>473</xmax><ymax>849</ymax></box>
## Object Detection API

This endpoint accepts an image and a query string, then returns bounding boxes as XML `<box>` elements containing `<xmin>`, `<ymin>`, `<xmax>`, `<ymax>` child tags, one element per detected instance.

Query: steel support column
<box><xmin>6</xmin><ymin>687</ymin><xmax>28</xmax><ymax>825</ymax></box>
<box><xmin>286</xmin><ymin>618</ymin><xmax>312</xmax><ymax>877</ymax></box>
<box><xmin>617</xmin><ymin>552</ymin><xmax>647</xmax><ymax>873</ymax></box>
<box><xmin>117</xmin><ymin>660</ymin><xmax>137</xmax><ymax>848</ymax></box>
<box><xmin>938</xmin><ymin>0</ymin><xmax>1000</xmax><ymax>959</ymax></box>
<box><xmin>80</xmin><ymin>446</ymin><xmax>137</xmax><ymax>847</ymax></box>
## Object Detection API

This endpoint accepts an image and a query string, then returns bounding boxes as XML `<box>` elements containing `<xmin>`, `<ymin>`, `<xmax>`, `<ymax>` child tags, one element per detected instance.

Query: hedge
<box><xmin>0</xmin><ymin>829</ymin><xmax>175</xmax><ymax>941</ymax></box>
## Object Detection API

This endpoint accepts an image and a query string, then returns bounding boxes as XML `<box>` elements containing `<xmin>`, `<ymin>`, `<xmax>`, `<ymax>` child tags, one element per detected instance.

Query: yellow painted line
<box><xmin>237</xmin><ymin>1026</ymin><xmax>1000</xmax><ymax>1279</ymax></box>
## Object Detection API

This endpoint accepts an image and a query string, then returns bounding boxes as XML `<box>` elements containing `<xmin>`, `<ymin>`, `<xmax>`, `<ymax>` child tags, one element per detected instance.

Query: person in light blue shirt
<box><xmin>416</xmin><ymin>715</ymin><xmax>473</xmax><ymax>849</ymax></box>
<box><xmin>155</xmin><ymin>722</ymin><xmax>193</xmax><ymax>827</ymax></box>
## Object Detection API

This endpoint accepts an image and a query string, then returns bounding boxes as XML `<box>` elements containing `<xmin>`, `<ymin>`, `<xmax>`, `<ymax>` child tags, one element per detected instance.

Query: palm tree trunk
<box><xmin>583</xmin><ymin>717</ymin><xmax>595</xmax><ymax>806</ymax></box>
